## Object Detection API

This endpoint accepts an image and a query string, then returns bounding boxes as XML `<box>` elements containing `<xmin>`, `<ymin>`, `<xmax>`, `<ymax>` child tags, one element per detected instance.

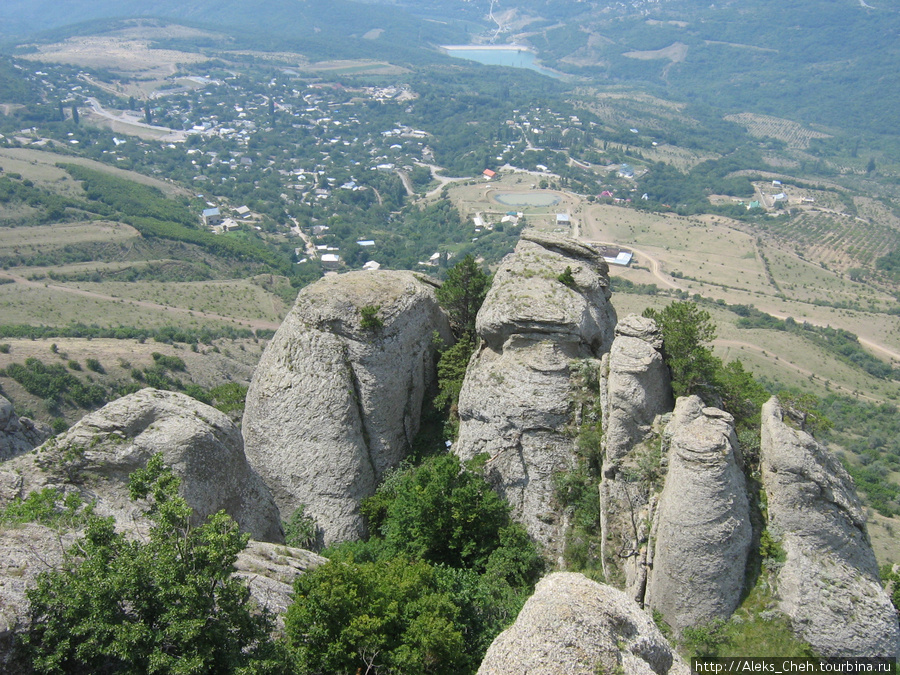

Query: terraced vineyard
<box><xmin>754</xmin><ymin>211</ymin><xmax>900</xmax><ymax>269</ymax></box>
<box><xmin>725</xmin><ymin>112</ymin><xmax>832</xmax><ymax>149</ymax></box>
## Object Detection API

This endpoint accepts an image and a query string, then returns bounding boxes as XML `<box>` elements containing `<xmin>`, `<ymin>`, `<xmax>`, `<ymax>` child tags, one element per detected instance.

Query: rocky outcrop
<box><xmin>453</xmin><ymin>232</ymin><xmax>616</xmax><ymax>555</ymax></box>
<box><xmin>242</xmin><ymin>270</ymin><xmax>452</xmax><ymax>545</ymax></box>
<box><xmin>646</xmin><ymin>396</ymin><xmax>751</xmax><ymax>634</ymax></box>
<box><xmin>0</xmin><ymin>523</ymin><xmax>74</xmax><ymax>674</ymax></box>
<box><xmin>477</xmin><ymin>572</ymin><xmax>689</xmax><ymax>675</ymax></box>
<box><xmin>600</xmin><ymin>315</ymin><xmax>673</xmax><ymax>463</ymax></box>
<box><xmin>598</xmin><ymin>315</ymin><xmax>673</xmax><ymax>597</ymax></box>
<box><xmin>0</xmin><ymin>388</ymin><xmax>282</xmax><ymax>542</ymax></box>
<box><xmin>0</xmin><ymin>394</ymin><xmax>50</xmax><ymax>461</ymax></box>
<box><xmin>233</xmin><ymin>541</ymin><xmax>327</xmax><ymax>629</ymax></box>
<box><xmin>760</xmin><ymin>397</ymin><xmax>900</xmax><ymax>657</ymax></box>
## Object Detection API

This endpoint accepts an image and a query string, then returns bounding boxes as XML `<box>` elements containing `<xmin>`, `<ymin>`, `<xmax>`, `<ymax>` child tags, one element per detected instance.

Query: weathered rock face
<box><xmin>598</xmin><ymin>315</ymin><xmax>674</xmax><ymax>598</ymax></box>
<box><xmin>0</xmin><ymin>388</ymin><xmax>282</xmax><ymax>542</ymax></box>
<box><xmin>0</xmin><ymin>394</ymin><xmax>50</xmax><ymax>461</ymax></box>
<box><xmin>646</xmin><ymin>396</ymin><xmax>751</xmax><ymax>634</ymax></box>
<box><xmin>453</xmin><ymin>232</ymin><xmax>616</xmax><ymax>555</ymax></box>
<box><xmin>600</xmin><ymin>315</ymin><xmax>673</xmax><ymax>464</ymax></box>
<box><xmin>477</xmin><ymin>572</ymin><xmax>689</xmax><ymax>675</ymax></box>
<box><xmin>242</xmin><ymin>270</ymin><xmax>452</xmax><ymax>545</ymax></box>
<box><xmin>0</xmin><ymin>524</ymin><xmax>75</xmax><ymax>674</ymax></box>
<box><xmin>233</xmin><ymin>541</ymin><xmax>327</xmax><ymax>629</ymax></box>
<box><xmin>760</xmin><ymin>397</ymin><xmax>900</xmax><ymax>657</ymax></box>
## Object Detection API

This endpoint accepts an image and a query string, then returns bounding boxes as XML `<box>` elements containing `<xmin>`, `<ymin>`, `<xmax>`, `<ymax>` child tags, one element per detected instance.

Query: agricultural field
<box><xmin>0</xmin><ymin>147</ymin><xmax>189</xmax><ymax>198</ymax></box>
<box><xmin>0</xmin><ymin>221</ymin><xmax>138</xmax><ymax>253</ymax></box>
<box><xmin>724</xmin><ymin>112</ymin><xmax>832</xmax><ymax>149</ymax></box>
<box><xmin>61</xmin><ymin>279</ymin><xmax>288</xmax><ymax>323</ymax></box>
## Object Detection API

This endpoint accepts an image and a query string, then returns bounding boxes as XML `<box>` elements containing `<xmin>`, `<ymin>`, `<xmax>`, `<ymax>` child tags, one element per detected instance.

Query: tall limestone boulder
<box><xmin>453</xmin><ymin>232</ymin><xmax>617</xmax><ymax>555</ymax></box>
<box><xmin>598</xmin><ymin>315</ymin><xmax>674</xmax><ymax>597</ymax></box>
<box><xmin>600</xmin><ymin>315</ymin><xmax>673</xmax><ymax>463</ymax></box>
<box><xmin>646</xmin><ymin>396</ymin><xmax>751</xmax><ymax>633</ymax></box>
<box><xmin>242</xmin><ymin>270</ymin><xmax>452</xmax><ymax>545</ymax></box>
<box><xmin>760</xmin><ymin>397</ymin><xmax>900</xmax><ymax>657</ymax></box>
<box><xmin>477</xmin><ymin>572</ymin><xmax>689</xmax><ymax>675</ymax></box>
<box><xmin>0</xmin><ymin>394</ymin><xmax>50</xmax><ymax>461</ymax></box>
<box><xmin>0</xmin><ymin>388</ymin><xmax>282</xmax><ymax>542</ymax></box>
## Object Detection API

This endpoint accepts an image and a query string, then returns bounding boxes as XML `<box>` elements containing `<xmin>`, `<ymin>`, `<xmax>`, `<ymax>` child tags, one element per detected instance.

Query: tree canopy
<box><xmin>436</xmin><ymin>255</ymin><xmax>490</xmax><ymax>339</ymax></box>
<box><xmin>643</xmin><ymin>301</ymin><xmax>718</xmax><ymax>399</ymax></box>
<box><xmin>25</xmin><ymin>455</ymin><xmax>287</xmax><ymax>674</ymax></box>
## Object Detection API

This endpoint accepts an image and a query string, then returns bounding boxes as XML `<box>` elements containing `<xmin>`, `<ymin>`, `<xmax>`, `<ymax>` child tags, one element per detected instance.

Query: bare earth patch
<box><xmin>623</xmin><ymin>42</ymin><xmax>688</xmax><ymax>62</ymax></box>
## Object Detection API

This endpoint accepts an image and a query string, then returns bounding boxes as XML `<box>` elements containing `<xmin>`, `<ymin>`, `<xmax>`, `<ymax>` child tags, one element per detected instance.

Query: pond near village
<box><xmin>493</xmin><ymin>192</ymin><xmax>562</xmax><ymax>207</ymax></box>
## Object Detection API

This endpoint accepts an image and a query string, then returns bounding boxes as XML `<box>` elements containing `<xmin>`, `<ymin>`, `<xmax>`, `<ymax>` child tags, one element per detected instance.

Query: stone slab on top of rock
<box><xmin>242</xmin><ymin>270</ymin><xmax>452</xmax><ymax>546</ymax></box>
<box><xmin>760</xmin><ymin>396</ymin><xmax>900</xmax><ymax>658</ymax></box>
<box><xmin>646</xmin><ymin>395</ymin><xmax>751</xmax><ymax>634</ymax></box>
<box><xmin>477</xmin><ymin>572</ymin><xmax>689</xmax><ymax>675</ymax></box>
<box><xmin>454</xmin><ymin>233</ymin><xmax>617</xmax><ymax>557</ymax></box>
<box><xmin>0</xmin><ymin>387</ymin><xmax>282</xmax><ymax>542</ymax></box>
<box><xmin>475</xmin><ymin>230</ymin><xmax>616</xmax><ymax>351</ymax></box>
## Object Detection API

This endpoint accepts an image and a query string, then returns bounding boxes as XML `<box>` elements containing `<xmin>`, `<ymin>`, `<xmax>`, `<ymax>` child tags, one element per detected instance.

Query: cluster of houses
<box><xmin>201</xmin><ymin>203</ymin><xmax>256</xmax><ymax>233</ymax></box>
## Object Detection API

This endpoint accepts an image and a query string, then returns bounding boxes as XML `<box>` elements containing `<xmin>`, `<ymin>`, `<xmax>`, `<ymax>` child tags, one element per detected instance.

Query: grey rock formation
<box><xmin>477</xmin><ymin>572</ymin><xmax>689</xmax><ymax>675</ymax></box>
<box><xmin>453</xmin><ymin>232</ymin><xmax>616</xmax><ymax>555</ymax></box>
<box><xmin>598</xmin><ymin>315</ymin><xmax>674</xmax><ymax>598</ymax></box>
<box><xmin>646</xmin><ymin>396</ymin><xmax>751</xmax><ymax>634</ymax></box>
<box><xmin>234</xmin><ymin>541</ymin><xmax>327</xmax><ymax>628</ymax></box>
<box><xmin>242</xmin><ymin>270</ymin><xmax>452</xmax><ymax>545</ymax></box>
<box><xmin>0</xmin><ymin>388</ymin><xmax>282</xmax><ymax>542</ymax></box>
<box><xmin>0</xmin><ymin>394</ymin><xmax>50</xmax><ymax>461</ymax></box>
<box><xmin>760</xmin><ymin>397</ymin><xmax>900</xmax><ymax>657</ymax></box>
<box><xmin>600</xmin><ymin>315</ymin><xmax>673</xmax><ymax>464</ymax></box>
<box><xmin>0</xmin><ymin>523</ymin><xmax>75</xmax><ymax>674</ymax></box>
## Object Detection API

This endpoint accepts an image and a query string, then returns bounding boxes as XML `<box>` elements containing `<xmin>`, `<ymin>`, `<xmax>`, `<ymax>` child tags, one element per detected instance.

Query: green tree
<box><xmin>643</xmin><ymin>301</ymin><xmax>719</xmax><ymax>398</ymax></box>
<box><xmin>285</xmin><ymin>556</ymin><xmax>465</xmax><ymax>675</ymax></box>
<box><xmin>436</xmin><ymin>255</ymin><xmax>490</xmax><ymax>339</ymax></box>
<box><xmin>25</xmin><ymin>455</ymin><xmax>287</xmax><ymax>674</ymax></box>
<box><xmin>70</xmin><ymin>104</ymin><xmax>78</xmax><ymax>125</ymax></box>
<box><xmin>434</xmin><ymin>335</ymin><xmax>474</xmax><ymax>429</ymax></box>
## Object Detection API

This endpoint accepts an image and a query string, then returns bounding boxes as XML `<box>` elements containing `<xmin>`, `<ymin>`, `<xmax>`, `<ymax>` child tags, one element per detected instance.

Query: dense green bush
<box><xmin>285</xmin><ymin>454</ymin><xmax>543</xmax><ymax>674</ymax></box>
<box><xmin>25</xmin><ymin>455</ymin><xmax>288</xmax><ymax>674</ymax></box>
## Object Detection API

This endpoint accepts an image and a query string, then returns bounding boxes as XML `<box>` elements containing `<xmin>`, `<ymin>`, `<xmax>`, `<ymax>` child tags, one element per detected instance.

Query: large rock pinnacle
<box><xmin>646</xmin><ymin>396</ymin><xmax>751</xmax><ymax>633</ymax></box>
<box><xmin>760</xmin><ymin>396</ymin><xmax>900</xmax><ymax>657</ymax></box>
<box><xmin>242</xmin><ymin>270</ymin><xmax>452</xmax><ymax>546</ymax></box>
<box><xmin>453</xmin><ymin>232</ymin><xmax>617</xmax><ymax>556</ymax></box>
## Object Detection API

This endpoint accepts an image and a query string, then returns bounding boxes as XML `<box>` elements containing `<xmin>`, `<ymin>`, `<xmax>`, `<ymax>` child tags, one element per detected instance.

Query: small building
<box><xmin>234</xmin><ymin>205</ymin><xmax>251</xmax><ymax>218</ymax></box>
<box><xmin>202</xmin><ymin>207</ymin><xmax>222</xmax><ymax>227</ymax></box>
<box><xmin>320</xmin><ymin>253</ymin><xmax>341</xmax><ymax>270</ymax></box>
<box><xmin>597</xmin><ymin>246</ymin><xmax>633</xmax><ymax>267</ymax></box>
<box><xmin>556</xmin><ymin>213</ymin><xmax>571</xmax><ymax>226</ymax></box>
<box><xmin>482</xmin><ymin>169</ymin><xmax>496</xmax><ymax>179</ymax></box>
<box><xmin>357</xmin><ymin>240</ymin><xmax>376</xmax><ymax>247</ymax></box>
<box><xmin>363</xmin><ymin>260</ymin><xmax>381</xmax><ymax>271</ymax></box>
